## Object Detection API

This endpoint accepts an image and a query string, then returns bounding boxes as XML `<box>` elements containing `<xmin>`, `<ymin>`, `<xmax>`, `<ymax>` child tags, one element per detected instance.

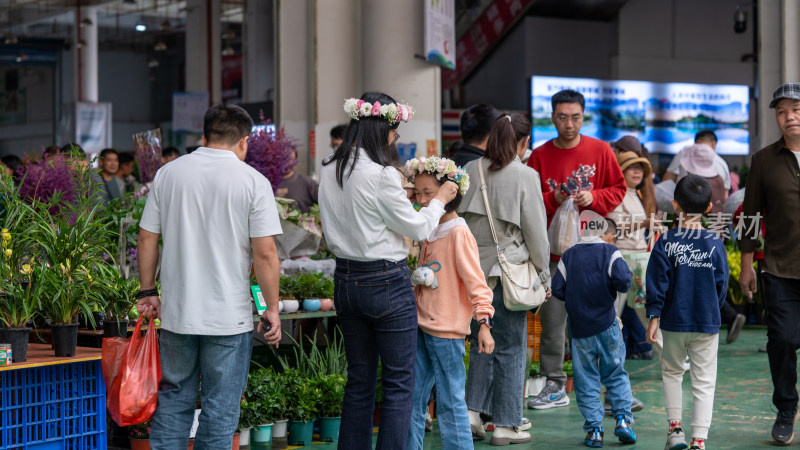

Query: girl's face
<box><xmin>623</xmin><ymin>163</ymin><xmax>644</xmax><ymax>189</ymax></box>
<box><xmin>414</xmin><ymin>173</ymin><xmax>440</xmax><ymax>208</ymax></box>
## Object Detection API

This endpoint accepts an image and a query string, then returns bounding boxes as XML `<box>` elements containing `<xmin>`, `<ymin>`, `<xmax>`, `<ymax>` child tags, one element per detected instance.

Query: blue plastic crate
<box><xmin>0</xmin><ymin>360</ymin><xmax>106</xmax><ymax>450</ymax></box>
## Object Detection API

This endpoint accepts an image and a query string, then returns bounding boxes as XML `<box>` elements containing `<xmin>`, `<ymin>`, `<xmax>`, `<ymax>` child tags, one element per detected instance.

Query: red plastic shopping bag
<box><xmin>102</xmin><ymin>317</ymin><xmax>162</xmax><ymax>426</ymax></box>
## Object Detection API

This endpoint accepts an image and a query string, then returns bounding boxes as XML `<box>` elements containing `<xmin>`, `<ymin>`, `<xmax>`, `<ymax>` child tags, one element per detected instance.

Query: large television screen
<box><xmin>530</xmin><ymin>76</ymin><xmax>750</xmax><ymax>155</ymax></box>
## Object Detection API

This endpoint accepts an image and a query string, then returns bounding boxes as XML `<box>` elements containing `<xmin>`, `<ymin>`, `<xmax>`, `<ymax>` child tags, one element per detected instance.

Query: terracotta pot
<box><xmin>129</xmin><ymin>438</ymin><xmax>151</xmax><ymax>450</ymax></box>
<box><xmin>319</xmin><ymin>298</ymin><xmax>333</xmax><ymax>311</ymax></box>
<box><xmin>565</xmin><ymin>376</ymin><xmax>574</xmax><ymax>393</ymax></box>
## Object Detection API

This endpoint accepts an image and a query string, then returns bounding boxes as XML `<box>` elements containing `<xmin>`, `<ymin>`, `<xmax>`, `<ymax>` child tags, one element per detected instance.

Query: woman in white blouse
<box><xmin>319</xmin><ymin>92</ymin><xmax>457</xmax><ymax>449</ymax></box>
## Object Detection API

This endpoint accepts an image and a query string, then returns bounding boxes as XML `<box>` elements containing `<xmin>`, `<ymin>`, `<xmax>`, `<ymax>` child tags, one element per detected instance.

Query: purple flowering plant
<box><xmin>17</xmin><ymin>155</ymin><xmax>80</xmax><ymax>216</ymax></box>
<box><xmin>244</xmin><ymin>112</ymin><xmax>298</xmax><ymax>193</ymax></box>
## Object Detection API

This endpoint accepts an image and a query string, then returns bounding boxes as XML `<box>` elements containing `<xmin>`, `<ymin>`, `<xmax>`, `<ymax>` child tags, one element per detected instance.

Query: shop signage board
<box><xmin>75</xmin><ymin>102</ymin><xmax>112</xmax><ymax>153</ymax></box>
<box><xmin>424</xmin><ymin>0</ymin><xmax>456</xmax><ymax>69</ymax></box>
<box><xmin>173</xmin><ymin>92</ymin><xmax>209</xmax><ymax>134</ymax></box>
<box><xmin>530</xmin><ymin>76</ymin><xmax>750</xmax><ymax>155</ymax></box>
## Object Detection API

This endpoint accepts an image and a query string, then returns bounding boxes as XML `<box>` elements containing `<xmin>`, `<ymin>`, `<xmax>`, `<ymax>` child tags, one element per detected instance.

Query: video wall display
<box><xmin>530</xmin><ymin>76</ymin><xmax>750</xmax><ymax>155</ymax></box>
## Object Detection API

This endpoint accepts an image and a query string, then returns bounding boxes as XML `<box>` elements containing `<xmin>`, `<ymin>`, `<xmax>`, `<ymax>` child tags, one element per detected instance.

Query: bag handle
<box><xmin>477</xmin><ymin>158</ymin><xmax>500</xmax><ymax>248</ymax></box>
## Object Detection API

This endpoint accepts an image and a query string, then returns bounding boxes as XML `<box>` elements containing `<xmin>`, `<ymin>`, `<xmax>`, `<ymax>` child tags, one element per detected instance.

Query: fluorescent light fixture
<box><xmin>222</xmin><ymin>45</ymin><xmax>235</xmax><ymax>56</ymax></box>
<box><xmin>154</xmin><ymin>40</ymin><xmax>167</xmax><ymax>51</ymax></box>
<box><xmin>222</xmin><ymin>29</ymin><xmax>236</xmax><ymax>40</ymax></box>
<box><xmin>135</xmin><ymin>24</ymin><xmax>147</xmax><ymax>32</ymax></box>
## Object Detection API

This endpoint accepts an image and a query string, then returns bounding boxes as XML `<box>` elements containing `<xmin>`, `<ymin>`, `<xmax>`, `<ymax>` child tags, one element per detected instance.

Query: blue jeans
<box><xmin>334</xmin><ymin>258</ymin><xmax>418</xmax><ymax>450</ymax></box>
<box><xmin>465</xmin><ymin>283</ymin><xmax>526</xmax><ymax>427</ymax></box>
<box><xmin>406</xmin><ymin>330</ymin><xmax>472</xmax><ymax>450</ymax></box>
<box><xmin>149</xmin><ymin>330</ymin><xmax>253</xmax><ymax>450</ymax></box>
<box><xmin>571</xmin><ymin>323</ymin><xmax>633</xmax><ymax>432</ymax></box>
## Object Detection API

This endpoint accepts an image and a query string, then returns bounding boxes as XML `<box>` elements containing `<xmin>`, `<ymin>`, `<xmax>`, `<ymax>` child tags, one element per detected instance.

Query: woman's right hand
<box><xmin>433</xmin><ymin>181</ymin><xmax>458</xmax><ymax>205</ymax></box>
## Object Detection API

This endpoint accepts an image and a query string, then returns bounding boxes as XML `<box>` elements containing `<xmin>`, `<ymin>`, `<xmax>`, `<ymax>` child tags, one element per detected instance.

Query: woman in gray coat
<box><xmin>459</xmin><ymin>113</ymin><xmax>550</xmax><ymax>446</ymax></box>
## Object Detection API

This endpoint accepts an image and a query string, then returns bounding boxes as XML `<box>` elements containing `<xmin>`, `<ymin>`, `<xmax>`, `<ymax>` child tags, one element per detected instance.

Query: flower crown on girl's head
<box><xmin>403</xmin><ymin>156</ymin><xmax>470</xmax><ymax>195</ymax></box>
<box><xmin>343</xmin><ymin>98</ymin><xmax>414</xmax><ymax>125</ymax></box>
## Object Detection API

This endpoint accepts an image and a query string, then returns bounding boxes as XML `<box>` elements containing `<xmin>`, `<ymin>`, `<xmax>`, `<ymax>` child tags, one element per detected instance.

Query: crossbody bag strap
<box><xmin>477</xmin><ymin>158</ymin><xmax>500</xmax><ymax>247</ymax></box>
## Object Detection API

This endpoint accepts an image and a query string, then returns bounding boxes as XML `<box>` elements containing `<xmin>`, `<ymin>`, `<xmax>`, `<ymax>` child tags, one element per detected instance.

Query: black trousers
<box><xmin>763</xmin><ymin>272</ymin><xmax>800</xmax><ymax>412</ymax></box>
<box><xmin>720</xmin><ymin>299</ymin><xmax>739</xmax><ymax>326</ymax></box>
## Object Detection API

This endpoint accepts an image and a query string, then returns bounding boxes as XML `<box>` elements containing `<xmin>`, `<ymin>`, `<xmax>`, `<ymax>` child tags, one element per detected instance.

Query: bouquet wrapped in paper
<box><xmin>133</xmin><ymin>129</ymin><xmax>163</xmax><ymax>184</ymax></box>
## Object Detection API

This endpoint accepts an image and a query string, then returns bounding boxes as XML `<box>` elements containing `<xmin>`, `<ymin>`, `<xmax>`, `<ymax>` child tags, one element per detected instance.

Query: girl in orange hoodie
<box><xmin>403</xmin><ymin>156</ymin><xmax>495</xmax><ymax>449</ymax></box>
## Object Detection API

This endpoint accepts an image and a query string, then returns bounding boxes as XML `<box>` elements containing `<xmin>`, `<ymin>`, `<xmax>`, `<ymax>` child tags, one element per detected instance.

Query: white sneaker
<box><xmin>519</xmin><ymin>418</ymin><xmax>531</xmax><ymax>431</ymax></box>
<box><xmin>469</xmin><ymin>409</ymin><xmax>485</xmax><ymax>440</ymax></box>
<box><xmin>665</xmin><ymin>427</ymin><xmax>689</xmax><ymax>450</ymax></box>
<box><xmin>527</xmin><ymin>380</ymin><xmax>570</xmax><ymax>410</ymax></box>
<box><xmin>490</xmin><ymin>426</ymin><xmax>532</xmax><ymax>446</ymax></box>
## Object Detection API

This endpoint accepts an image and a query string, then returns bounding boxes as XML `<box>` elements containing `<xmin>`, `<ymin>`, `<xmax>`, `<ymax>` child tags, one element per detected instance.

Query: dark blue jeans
<box><xmin>334</xmin><ymin>258</ymin><xmax>418</xmax><ymax>450</ymax></box>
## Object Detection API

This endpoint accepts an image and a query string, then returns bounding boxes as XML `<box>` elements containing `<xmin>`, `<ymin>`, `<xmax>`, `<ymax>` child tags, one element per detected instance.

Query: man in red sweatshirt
<box><xmin>527</xmin><ymin>89</ymin><xmax>626</xmax><ymax>410</ymax></box>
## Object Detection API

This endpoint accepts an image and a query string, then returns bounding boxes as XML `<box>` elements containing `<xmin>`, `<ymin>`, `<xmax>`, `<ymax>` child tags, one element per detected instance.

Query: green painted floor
<box><xmin>290</xmin><ymin>327</ymin><xmax>782</xmax><ymax>449</ymax></box>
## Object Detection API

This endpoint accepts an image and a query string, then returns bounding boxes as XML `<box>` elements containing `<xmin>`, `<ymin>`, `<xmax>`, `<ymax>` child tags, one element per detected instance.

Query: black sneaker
<box><xmin>726</xmin><ymin>314</ymin><xmax>746</xmax><ymax>344</ymax></box>
<box><xmin>772</xmin><ymin>407</ymin><xmax>799</xmax><ymax>445</ymax></box>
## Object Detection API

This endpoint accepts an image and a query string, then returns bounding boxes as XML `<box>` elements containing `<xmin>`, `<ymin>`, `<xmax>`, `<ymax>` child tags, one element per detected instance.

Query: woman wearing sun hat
<box><xmin>678</xmin><ymin>143</ymin><xmax>728</xmax><ymax>214</ymax></box>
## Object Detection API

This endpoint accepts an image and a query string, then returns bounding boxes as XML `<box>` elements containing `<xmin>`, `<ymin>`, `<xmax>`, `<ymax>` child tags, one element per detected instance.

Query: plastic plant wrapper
<box><xmin>133</xmin><ymin>129</ymin><xmax>163</xmax><ymax>184</ymax></box>
<box><xmin>622</xmin><ymin>252</ymin><xmax>650</xmax><ymax>308</ymax></box>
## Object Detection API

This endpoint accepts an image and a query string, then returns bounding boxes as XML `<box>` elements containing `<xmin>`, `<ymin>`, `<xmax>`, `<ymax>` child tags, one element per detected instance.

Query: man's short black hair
<box><xmin>551</xmin><ymin>89</ymin><xmax>585</xmax><ymax>111</ymax></box>
<box><xmin>674</xmin><ymin>174</ymin><xmax>713</xmax><ymax>215</ymax></box>
<box><xmin>694</xmin><ymin>130</ymin><xmax>717</xmax><ymax>144</ymax></box>
<box><xmin>61</xmin><ymin>143</ymin><xmax>85</xmax><ymax>158</ymax></box>
<box><xmin>1</xmin><ymin>154</ymin><xmax>22</xmax><ymax>175</ymax></box>
<box><xmin>162</xmin><ymin>147</ymin><xmax>181</xmax><ymax>159</ymax></box>
<box><xmin>203</xmin><ymin>105</ymin><xmax>254</xmax><ymax>146</ymax></box>
<box><xmin>460</xmin><ymin>104</ymin><xmax>500</xmax><ymax>145</ymax></box>
<box><xmin>118</xmin><ymin>152</ymin><xmax>134</xmax><ymax>165</ymax></box>
<box><xmin>185</xmin><ymin>146</ymin><xmax>199</xmax><ymax>154</ymax></box>
<box><xmin>330</xmin><ymin>124</ymin><xmax>347</xmax><ymax>140</ymax></box>
<box><xmin>604</xmin><ymin>218</ymin><xmax>617</xmax><ymax>237</ymax></box>
<box><xmin>99</xmin><ymin>148</ymin><xmax>118</xmax><ymax>159</ymax></box>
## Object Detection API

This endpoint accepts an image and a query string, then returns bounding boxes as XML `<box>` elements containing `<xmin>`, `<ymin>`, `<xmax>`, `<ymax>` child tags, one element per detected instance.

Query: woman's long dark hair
<box><xmin>322</xmin><ymin>91</ymin><xmax>400</xmax><ymax>188</ymax></box>
<box><xmin>485</xmin><ymin>114</ymin><xmax>531</xmax><ymax>171</ymax></box>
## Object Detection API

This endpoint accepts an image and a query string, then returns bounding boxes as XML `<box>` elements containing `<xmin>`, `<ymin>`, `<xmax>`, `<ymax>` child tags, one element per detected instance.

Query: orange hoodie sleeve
<box><xmin>453</xmin><ymin>227</ymin><xmax>495</xmax><ymax>320</ymax></box>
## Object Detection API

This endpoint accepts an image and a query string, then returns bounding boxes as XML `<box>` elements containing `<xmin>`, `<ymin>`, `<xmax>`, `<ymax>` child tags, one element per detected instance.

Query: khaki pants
<box><xmin>660</xmin><ymin>330</ymin><xmax>719</xmax><ymax>440</ymax></box>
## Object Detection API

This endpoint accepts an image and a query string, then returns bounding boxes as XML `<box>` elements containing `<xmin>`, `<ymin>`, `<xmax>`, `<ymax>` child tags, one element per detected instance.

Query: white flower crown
<box><xmin>402</xmin><ymin>156</ymin><xmax>470</xmax><ymax>196</ymax></box>
<box><xmin>343</xmin><ymin>98</ymin><xmax>414</xmax><ymax>125</ymax></box>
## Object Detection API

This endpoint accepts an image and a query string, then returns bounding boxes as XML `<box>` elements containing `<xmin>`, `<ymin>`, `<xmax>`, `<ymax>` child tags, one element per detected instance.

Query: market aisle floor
<box><xmin>264</xmin><ymin>327</ymin><xmax>779</xmax><ymax>449</ymax></box>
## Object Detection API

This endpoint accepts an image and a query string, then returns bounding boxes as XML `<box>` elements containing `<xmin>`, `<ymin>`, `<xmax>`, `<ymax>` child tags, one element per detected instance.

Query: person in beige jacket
<box><xmin>458</xmin><ymin>113</ymin><xmax>550</xmax><ymax>446</ymax></box>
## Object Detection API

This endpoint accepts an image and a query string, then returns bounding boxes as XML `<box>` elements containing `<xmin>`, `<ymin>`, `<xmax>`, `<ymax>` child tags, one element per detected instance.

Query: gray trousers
<box><xmin>539</xmin><ymin>260</ymin><xmax>568</xmax><ymax>388</ymax></box>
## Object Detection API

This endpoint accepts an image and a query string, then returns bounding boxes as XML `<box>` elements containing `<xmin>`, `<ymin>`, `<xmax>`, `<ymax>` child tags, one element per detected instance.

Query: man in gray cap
<box><xmin>739</xmin><ymin>82</ymin><xmax>800</xmax><ymax>445</ymax></box>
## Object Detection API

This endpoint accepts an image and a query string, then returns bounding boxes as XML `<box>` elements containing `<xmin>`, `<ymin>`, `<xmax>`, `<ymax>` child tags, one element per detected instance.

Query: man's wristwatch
<box><xmin>477</xmin><ymin>317</ymin><xmax>494</xmax><ymax>329</ymax></box>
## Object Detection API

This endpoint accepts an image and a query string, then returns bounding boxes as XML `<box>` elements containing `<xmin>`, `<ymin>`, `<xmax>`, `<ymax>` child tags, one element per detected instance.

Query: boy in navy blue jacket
<box><xmin>552</xmin><ymin>217</ymin><xmax>636</xmax><ymax>448</ymax></box>
<box><xmin>646</xmin><ymin>175</ymin><xmax>729</xmax><ymax>450</ymax></box>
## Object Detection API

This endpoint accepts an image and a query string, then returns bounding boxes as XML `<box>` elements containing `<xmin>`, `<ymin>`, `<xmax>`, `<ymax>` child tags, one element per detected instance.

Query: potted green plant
<box><xmin>242</xmin><ymin>368</ymin><xmax>275</xmax><ymax>445</ymax></box>
<box><xmin>279</xmin><ymin>276</ymin><xmax>299</xmax><ymax>313</ymax></box>
<box><xmin>564</xmin><ymin>360</ymin><xmax>574</xmax><ymax>393</ymax></box>
<box><xmin>295</xmin><ymin>272</ymin><xmax>322</xmax><ymax>311</ymax></box>
<box><xmin>314</xmin><ymin>373</ymin><xmax>346</xmax><ymax>442</ymax></box>
<box><xmin>22</xmin><ymin>162</ymin><xmax>114</xmax><ymax>356</ymax></box>
<box><xmin>97</xmin><ymin>265</ymin><xmax>140</xmax><ymax>338</ymax></box>
<box><xmin>314</xmin><ymin>276</ymin><xmax>334</xmax><ymax>311</ymax></box>
<box><xmin>127</xmin><ymin>421</ymin><xmax>151</xmax><ymax>450</ymax></box>
<box><xmin>284</xmin><ymin>368</ymin><xmax>320</xmax><ymax>446</ymax></box>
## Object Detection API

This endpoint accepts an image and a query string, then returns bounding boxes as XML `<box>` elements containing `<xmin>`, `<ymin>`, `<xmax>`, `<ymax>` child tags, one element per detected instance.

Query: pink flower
<box><xmin>372</xmin><ymin>102</ymin><xmax>381</xmax><ymax>116</ymax></box>
<box><xmin>357</xmin><ymin>100</ymin><xmax>365</xmax><ymax>110</ymax></box>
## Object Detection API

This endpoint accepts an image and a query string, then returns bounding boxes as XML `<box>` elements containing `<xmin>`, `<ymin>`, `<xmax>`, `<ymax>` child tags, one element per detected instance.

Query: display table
<box><xmin>0</xmin><ymin>344</ymin><xmax>107</xmax><ymax>450</ymax></box>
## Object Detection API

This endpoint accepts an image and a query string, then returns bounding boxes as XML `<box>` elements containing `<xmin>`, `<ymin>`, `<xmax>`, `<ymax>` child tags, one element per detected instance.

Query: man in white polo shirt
<box><xmin>136</xmin><ymin>104</ymin><xmax>282</xmax><ymax>450</ymax></box>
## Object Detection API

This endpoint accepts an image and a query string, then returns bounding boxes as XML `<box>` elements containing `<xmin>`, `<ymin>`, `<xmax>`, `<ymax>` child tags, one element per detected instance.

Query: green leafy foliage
<box><xmin>283</xmin><ymin>368</ymin><xmax>320</xmax><ymax>421</ymax></box>
<box><xmin>313</xmin><ymin>374</ymin><xmax>346</xmax><ymax>417</ymax></box>
<box><xmin>279</xmin><ymin>276</ymin><xmax>297</xmax><ymax>299</ymax></box>
<box><xmin>95</xmin><ymin>265</ymin><xmax>140</xmax><ymax>320</ymax></box>
<box><xmin>240</xmin><ymin>368</ymin><xmax>288</xmax><ymax>427</ymax></box>
<box><xmin>276</xmin><ymin>327</ymin><xmax>347</xmax><ymax>378</ymax></box>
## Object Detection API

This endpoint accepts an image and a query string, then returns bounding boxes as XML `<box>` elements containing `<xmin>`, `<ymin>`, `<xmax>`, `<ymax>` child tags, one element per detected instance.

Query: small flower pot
<box><xmin>281</xmin><ymin>299</ymin><xmax>299</xmax><ymax>314</ymax></box>
<box><xmin>272</xmin><ymin>418</ymin><xmax>289</xmax><ymax>449</ymax></box>
<box><xmin>51</xmin><ymin>323</ymin><xmax>78</xmax><ymax>357</ymax></box>
<box><xmin>318</xmin><ymin>416</ymin><xmax>341</xmax><ymax>442</ymax></box>
<box><xmin>103</xmin><ymin>319</ymin><xmax>129</xmax><ymax>338</ymax></box>
<box><xmin>319</xmin><ymin>298</ymin><xmax>333</xmax><ymax>312</ymax></box>
<box><xmin>279</xmin><ymin>300</ymin><xmax>285</xmax><ymax>313</ymax></box>
<box><xmin>252</xmin><ymin>423</ymin><xmax>273</xmax><ymax>443</ymax></box>
<box><xmin>288</xmin><ymin>419</ymin><xmax>314</xmax><ymax>446</ymax></box>
<box><xmin>565</xmin><ymin>376</ymin><xmax>574</xmax><ymax>393</ymax></box>
<box><xmin>129</xmin><ymin>438</ymin><xmax>151</xmax><ymax>450</ymax></box>
<box><xmin>302</xmin><ymin>298</ymin><xmax>321</xmax><ymax>312</ymax></box>
<box><xmin>0</xmin><ymin>327</ymin><xmax>30</xmax><ymax>362</ymax></box>
<box><xmin>238</xmin><ymin>427</ymin><xmax>251</xmax><ymax>446</ymax></box>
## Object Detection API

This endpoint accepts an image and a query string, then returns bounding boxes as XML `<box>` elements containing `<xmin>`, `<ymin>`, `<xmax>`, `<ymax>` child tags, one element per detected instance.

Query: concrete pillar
<box><xmin>758</xmin><ymin>0</ymin><xmax>782</xmax><ymax>150</ymax></box>
<box><xmin>275</xmin><ymin>0</ymin><xmax>311</xmax><ymax>173</ymax></box>
<box><xmin>243</xmin><ymin>0</ymin><xmax>274</xmax><ymax>103</ymax></box>
<box><xmin>362</xmin><ymin>0</ymin><xmax>441</xmax><ymax>161</ymax></box>
<box><xmin>782</xmin><ymin>0</ymin><xmax>800</xmax><ymax>82</ymax></box>
<box><xmin>311</xmin><ymin>0</ymin><xmax>361</xmax><ymax>176</ymax></box>
<box><xmin>185</xmin><ymin>0</ymin><xmax>222</xmax><ymax>105</ymax></box>
<box><xmin>73</xmin><ymin>6</ymin><xmax>98</xmax><ymax>102</ymax></box>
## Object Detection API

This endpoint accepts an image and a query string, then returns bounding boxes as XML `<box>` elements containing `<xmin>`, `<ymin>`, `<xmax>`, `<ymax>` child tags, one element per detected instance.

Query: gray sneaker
<box><xmin>665</xmin><ymin>427</ymin><xmax>688</xmax><ymax>450</ymax></box>
<box><xmin>527</xmin><ymin>380</ymin><xmax>570</xmax><ymax>410</ymax></box>
<box><xmin>727</xmin><ymin>313</ymin><xmax>746</xmax><ymax>344</ymax></box>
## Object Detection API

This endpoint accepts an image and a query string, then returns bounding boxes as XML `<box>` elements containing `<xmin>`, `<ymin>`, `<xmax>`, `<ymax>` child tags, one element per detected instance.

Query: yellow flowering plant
<box><xmin>725</xmin><ymin>239</ymin><xmax>756</xmax><ymax>305</ymax></box>
<box><xmin>0</xmin><ymin>174</ymin><xmax>43</xmax><ymax>328</ymax></box>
